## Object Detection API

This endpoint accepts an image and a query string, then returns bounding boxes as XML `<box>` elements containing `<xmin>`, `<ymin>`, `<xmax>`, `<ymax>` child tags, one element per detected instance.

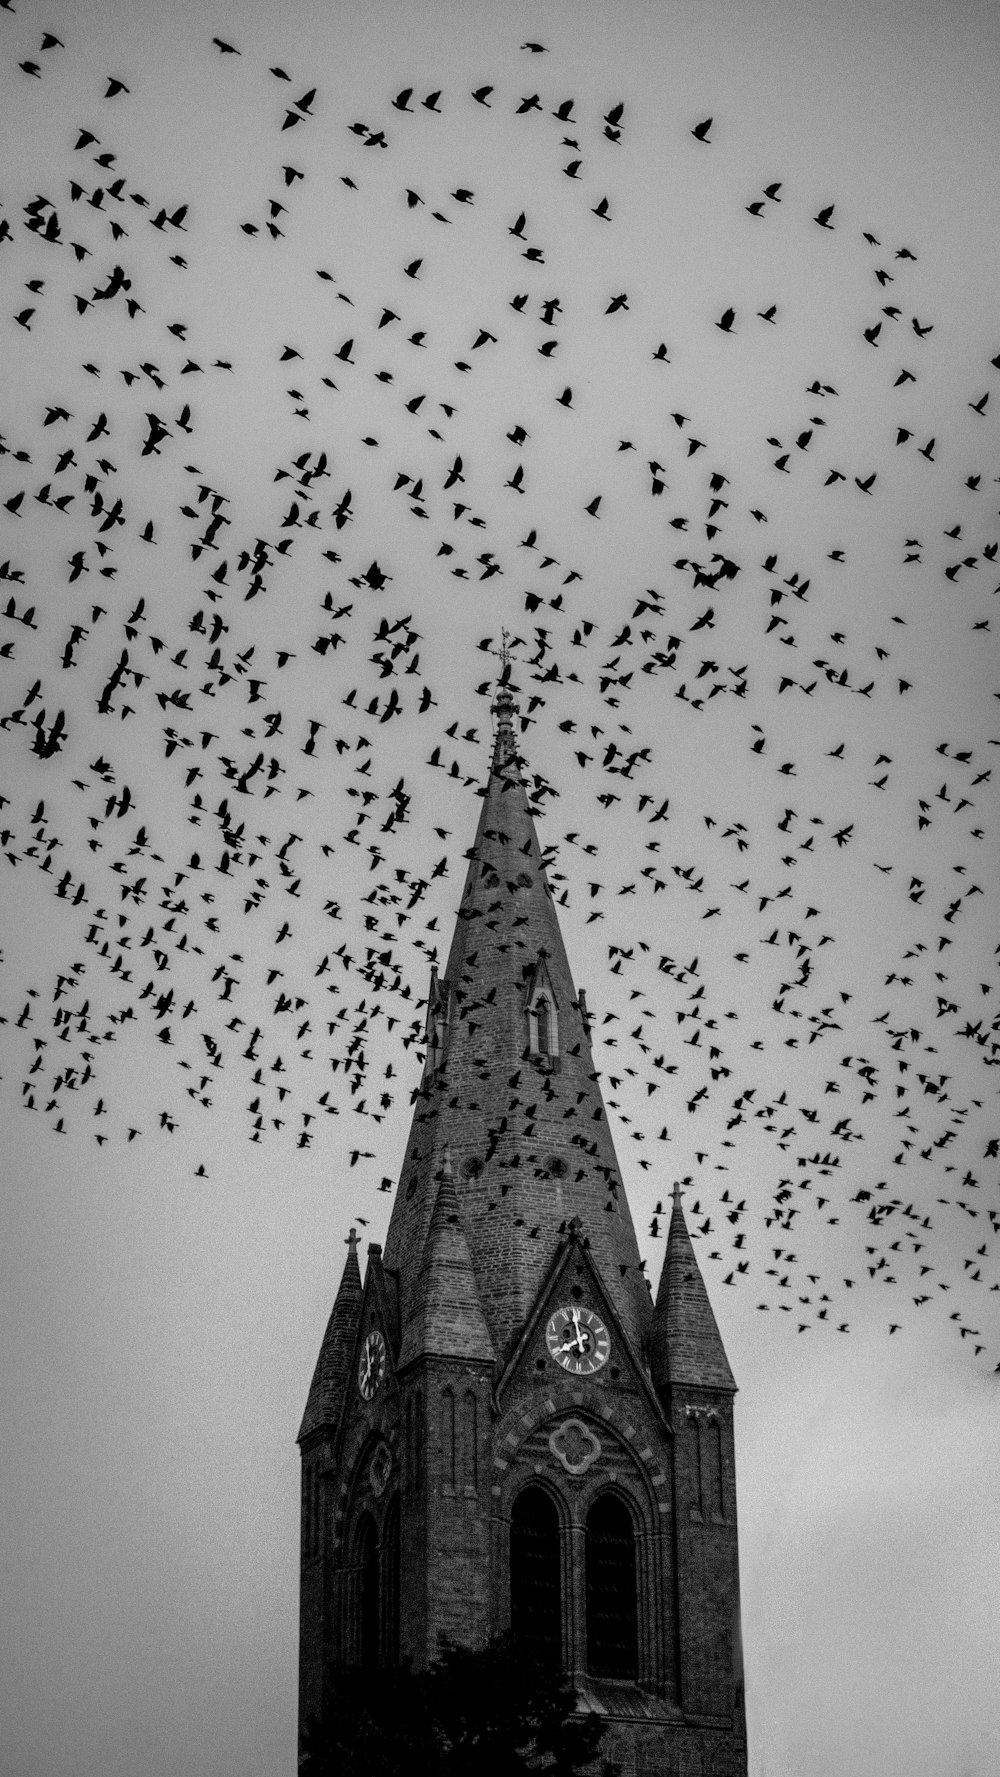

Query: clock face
<box><xmin>358</xmin><ymin>1329</ymin><xmax>386</xmax><ymax>1400</ymax></box>
<box><xmin>545</xmin><ymin>1305</ymin><xmax>611</xmax><ymax>1376</ymax></box>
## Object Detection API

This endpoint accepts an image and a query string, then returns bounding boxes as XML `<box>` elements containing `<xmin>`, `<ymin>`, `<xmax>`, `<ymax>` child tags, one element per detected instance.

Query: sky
<box><xmin>2</xmin><ymin>1</ymin><xmax>999</xmax><ymax>1773</ymax></box>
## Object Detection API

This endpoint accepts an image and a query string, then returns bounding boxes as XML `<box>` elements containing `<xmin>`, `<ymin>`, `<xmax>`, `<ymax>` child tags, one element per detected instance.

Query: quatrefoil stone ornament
<box><xmin>369</xmin><ymin>1443</ymin><xmax>391</xmax><ymax>1497</ymax></box>
<box><xmin>549</xmin><ymin>1416</ymin><xmax>602</xmax><ymax>1475</ymax></box>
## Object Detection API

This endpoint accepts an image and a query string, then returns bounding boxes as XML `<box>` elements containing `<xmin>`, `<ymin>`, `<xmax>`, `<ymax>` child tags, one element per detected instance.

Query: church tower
<box><xmin>298</xmin><ymin>685</ymin><xmax>748</xmax><ymax>1776</ymax></box>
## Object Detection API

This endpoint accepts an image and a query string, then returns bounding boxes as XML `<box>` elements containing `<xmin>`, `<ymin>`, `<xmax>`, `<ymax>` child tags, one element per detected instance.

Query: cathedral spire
<box><xmin>383</xmin><ymin>682</ymin><xmax>650</xmax><ymax>1365</ymax></box>
<box><xmin>650</xmin><ymin>1182</ymin><xmax>736</xmax><ymax>1393</ymax></box>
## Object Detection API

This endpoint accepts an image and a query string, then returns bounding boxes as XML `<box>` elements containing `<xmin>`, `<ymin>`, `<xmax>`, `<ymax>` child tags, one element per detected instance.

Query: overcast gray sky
<box><xmin>2</xmin><ymin>2</ymin><xmax>999</xmax><ymax>1774</ymax></box>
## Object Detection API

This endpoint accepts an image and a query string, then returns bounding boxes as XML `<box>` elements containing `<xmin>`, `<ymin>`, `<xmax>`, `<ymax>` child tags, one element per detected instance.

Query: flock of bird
<box><xmin>1</xmin><ymin>18</ymin><xmax>998</xmax><ymax>1362</ymax></box>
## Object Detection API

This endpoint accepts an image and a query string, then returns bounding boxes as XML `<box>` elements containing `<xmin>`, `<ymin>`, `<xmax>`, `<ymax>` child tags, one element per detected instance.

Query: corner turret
<box><xmin>651</xmin><ymin>1182</ymin><xmax>736</xmax><ymax>1394</ymax></box>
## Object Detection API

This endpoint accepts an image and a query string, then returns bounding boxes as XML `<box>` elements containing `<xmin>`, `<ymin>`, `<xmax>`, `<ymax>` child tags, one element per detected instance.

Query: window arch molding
<box><xmin>573</xmin><ymin>1470</ymin><xmax>654</xmax><ymax>1537</ymax></box>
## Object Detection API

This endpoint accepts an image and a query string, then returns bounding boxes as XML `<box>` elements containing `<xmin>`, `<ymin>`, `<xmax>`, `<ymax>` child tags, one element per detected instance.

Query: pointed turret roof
<box><xmin>650</xmin><ymin>1183</ymin><xmax>736</xmax><ymax>1393</ymax></box>
<box><xmin>298</xmin><ymin>1229</ymin><xmax>364</xmax><ymax>1441</ymax></box>
<box><xmin>384</xmin><ymin>681</ymin><xmax>650</xmax><ymax>1366</ymax></box>
<box><xmin>398</xmin><ymin>1151</ymin><xmax>495</xmax><ymax>1365</ymax></box>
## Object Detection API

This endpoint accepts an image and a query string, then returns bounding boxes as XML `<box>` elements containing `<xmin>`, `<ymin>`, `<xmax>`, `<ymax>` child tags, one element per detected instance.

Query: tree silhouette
<box><xmin>300</xmin><ymin>1636</ymin><xmax>610</xmax><ymax>1776</ymax></box>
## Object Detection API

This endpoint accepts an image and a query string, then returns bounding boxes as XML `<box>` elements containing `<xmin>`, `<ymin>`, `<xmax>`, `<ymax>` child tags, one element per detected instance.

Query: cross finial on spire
<box><xmin>346</xmin><ymin>1226</ymin><xmax>360</xmax><ymax>1257</ymax></box>
<box><xmin>671</xmin><ymin>1180</ymin><xmax>684</xmax><ymax>1208</ymax></box>
<box><xmin>488</xmin><ymin>629</ymin><xmax>519</xmax><ymax>738</ymax></box>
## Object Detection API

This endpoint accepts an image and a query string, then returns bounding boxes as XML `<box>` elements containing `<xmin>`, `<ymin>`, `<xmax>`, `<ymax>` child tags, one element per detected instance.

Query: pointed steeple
<box><xmin>650</xmin><ymin>1183</ymin><xmax>735</xmax><ymax>1393</ymax></box>
<box><xmin>399</xmin><ymin>1150</ymin><xmax>495</xmax><ymax>1365</ymax></box>
<box><xmin>298</xmin><ymin>1228</ymin><xmax>364</xmax><ymax>1441</ymax></box>
<box><xmin>384</xmin><ymin>678</ymin><xmax>650</xmax><ymax>1366</ymax></box>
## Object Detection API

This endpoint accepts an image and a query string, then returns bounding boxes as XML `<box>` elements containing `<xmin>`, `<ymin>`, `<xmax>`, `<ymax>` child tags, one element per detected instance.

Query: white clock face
<box><xmin>545</xmin><ymin>1305</ymin><xmax>611</xmax><ymax>1376</ymax></box>
<box><xmin>358</xmin><ymin>1329</ymin><xmax>386</xmax><ymax>1399</ymax></box>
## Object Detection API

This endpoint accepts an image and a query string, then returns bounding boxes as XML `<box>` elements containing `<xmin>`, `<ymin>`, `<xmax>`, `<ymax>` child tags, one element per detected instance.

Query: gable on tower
<box><xmin>495</xmin><ymin>1217</ymin><xmax>661</xmax><ymax>1422</ymax></box>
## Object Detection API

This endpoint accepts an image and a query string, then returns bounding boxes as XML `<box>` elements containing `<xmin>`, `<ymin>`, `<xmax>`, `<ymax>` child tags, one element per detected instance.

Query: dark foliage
<box><xmin>300</xmin><ymin>1635</ymin><xmax>609</xmax><ymax>1776</ymax></box>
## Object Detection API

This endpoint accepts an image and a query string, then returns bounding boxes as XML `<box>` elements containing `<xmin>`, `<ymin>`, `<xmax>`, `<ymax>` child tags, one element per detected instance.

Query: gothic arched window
<box><xmin>415</xmin><ymin>1388</ymin><xmax>425</xmax><ymax>1487</ymax></box>
<box><xmin>441</xmin><ymin>1387</ymin><xmax>456</xmax><ymax>1491</ymax></box>
<box><xmin>510</xmin><ymin>1486</ymin><xmax>562</xmax><ymax>1668</ymax></box>
<box><xmin>688</xmin><ymin>1410</ymin><xmax>704</xmax><ymax>1520</ymax></box>
<box><xmin>355</xmin><ymin>1513</ymin><xmax>380</xmax><ymax>1668</ymax></box>
<box><xmin>711</xmin><ymin>1418</ymin><xmax>726</xmax><ymax>1519</ymax></box>
<box><xmin>462</xmin><ymin>1390</ymin><xmax>478</xmax><ymax>1494</ymax></box>
<box><xmin>524</xmin><ymin>961</ymin><xmax>559</xmax><ymax>1062</ymax></box>
<box><xmin>585</xmin><ymin>1493</ymin><xmax>638</xmax><ymax>1680</ymax></box>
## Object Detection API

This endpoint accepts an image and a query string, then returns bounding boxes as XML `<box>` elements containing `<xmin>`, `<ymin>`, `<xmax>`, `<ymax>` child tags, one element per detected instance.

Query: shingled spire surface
<box><xmin>298</xmin><ymin>1229</ymin><xmax>363</xmax><ymax>1441</ymax></box>
<box><xmin>651</xmin><ymin>1183</ymin><xmax>736</xmax><ymax>1392</ymax></box>
<box><xmin>398</xmin><ymin>1150</ymin><xmax>495</xmax><ymax>1364</ymax></box>
<box><xmin>383</xmin><ymin>685</ymin><xmax>650</xmax><ymax>1364</ymax></box>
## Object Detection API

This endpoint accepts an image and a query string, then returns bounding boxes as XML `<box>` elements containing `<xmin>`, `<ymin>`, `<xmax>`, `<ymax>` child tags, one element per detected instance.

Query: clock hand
<box><xmin>562</xmin><ymin>1309</ymin><xmax>588</xmax><ymax>1355</ymax></box>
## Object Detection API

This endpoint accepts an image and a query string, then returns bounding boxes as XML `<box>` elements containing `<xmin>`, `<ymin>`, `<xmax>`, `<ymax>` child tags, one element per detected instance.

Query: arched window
<box><xmin>462</xmin><ymin>1390</ymin><xmax>478</xmax><ymax>1494</ymax></box>
<box><xmin>585</xmin><ymin>1494</ymin><xmax>638</xmax><ymax>1680</ymax></box>
<box><xmin>414</xmin><ymin>1389</ymin><xmax>424</xmax><ymax>1489</ymax></box>
<box><xmin>524</xmin><ymin>962</ymin><xmax>559</xmax><ymax>1062</ymax></box>
<box><xmin>510</xmin><ymin>1486</ymin><xmax>562</xmax><ymax>1668</ymax></box>
<box><xmin>305</xmin><ymin>1461</ymin><xmax>321</xmax><ymax>1560</ymax></box>
<box><xmin>356</xmin><ymin>1513</ymin><xmax>380</xmax><ymax>1668</ymax></box>
<box><xmin>441</xmin><ymin>1387</ymin><xmax>456</xmax><ymax>1491</ymax></box>
<box><xmin>382</xmin><ymin>1497</ymin><xmax>400</xmax><ymax>1667</ymax></box>
<box><xmin>711</xmin><ymin>1418</ymin><xmax>725</xmax><ymax>1518</ymax></box>
<box><xmin>688</xmin><ymin>1411</ymin><xmax>704</xmax><ymax>1519</ymax></box>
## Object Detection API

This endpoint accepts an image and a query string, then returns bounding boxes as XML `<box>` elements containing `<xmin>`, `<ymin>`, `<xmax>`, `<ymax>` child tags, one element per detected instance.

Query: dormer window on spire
<box><xmin>524</xmin><ymin>957</ymin><xmax>560</xmax><ymax>1068</ymax></box>
<box><xmin>424</xmin><ymin>967</ymin><xmax>451</xmax><ymax>1076</ymax></box>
